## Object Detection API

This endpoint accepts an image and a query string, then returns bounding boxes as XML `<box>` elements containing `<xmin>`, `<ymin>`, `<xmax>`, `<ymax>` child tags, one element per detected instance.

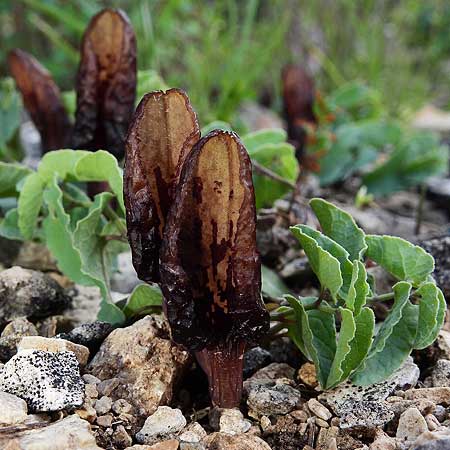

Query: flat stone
<box><xmin>0</xmin><ymin>349</ymin><xmax>84</xmax><ymax>412</ymax></box>
<box><xmin>339</xmin><ymin>400</ymin><xmax>395</xmax><ymax>429</ymax></box>
<box><xmin>112</xmin><ymin>398</ymin><xmax>133</xmax><ymax>415</ymax></box>
<box><xmin>0</xmin><ymin>317</ymin><xmax>38</xmax><ymax>361</ymax></box>
<box><xmin>0</xmin><ymin>391</ymin><xmax>27</xmax><ymax>425</ymax></box>
<box><xmin>307</xmin><ymin>398</ymin><xmax>332</xmax><ymax>421</ymax></box>
<box><xmin>404</xmin><ymin>388</ymin><xmax>450</xmax><ymax>406</ymax></box>
<box><xmin>247</xmin><ymin>362</ymin><xmax>295</xmax><ymax>384</ymax></box>
<box><xmin>369</xmin><ymin>430</ymin><xmax>397</xmax><ymax>450</ymax></box>
<box><xmin>247</xmin><ymin>382</ymin><xmax>301</xmax><ymax>416</ymax></box>
<box><xmin>96</xmin><ymin>413</ymin><xmax>113</xmax><ymax>428</ymax></box>
<box><xmin>94</xmin><ymin>395</ymin><xmax>112</xmax><ymax>415</ymax></box>
<box><xmin>75</xmin><ymin>404</ymin><xmax>97</xmax><ymax>423</ymax></box>
<box><xmin>0</xmin><ymin>414</ymin><xmax>101</xmax><ymax>449</ymax></box>
<box><xmin>87</xmin><ymin>315</ymin><xmax>190</xmax><ymax>415</ymax></box>
<box><xmin>0</xmin><ymin>266</ymin><xmax>71</xmax><ymax>327</ymax></box>
<box><xmin>113</xmin><ymin>424</ymin><xmax>133</xmax><ymax>448</ymax></box>
<box><xmin>83</xmin><ymin>374</ymin><xmax>100</xmax><ymax>385</ymax></box>
<box><xmin>136</xmin><ymin>406</ymin><xmax>187</xmax><ymax>445</ymax></box>
<box><xmin>18</xmin><ymin>336</ymin><xmax>89</xmax><ymax>366</ymax></box>
<box><xmin>179</xmin><ymin>422</ymin><xmax>207</xmax><ymax>443</ymax></box>
<box><xmin>209</xmin><ymin>408</ymin><xmax>251</xmax><ymax>434</ymax></box>
<box><xmin>396</xmin><ymin>407</ymin><xmax>428</xmax><ymax>443</ymax></box>
<box><xmin>319</xmin><ymin>357</ymin><xmax>419</xmax><ymax>415</ymax></box>
<box><xmin>203</xmin><ymin>432</ymin><xmax>272</xmax><ymax>450</ymax></box>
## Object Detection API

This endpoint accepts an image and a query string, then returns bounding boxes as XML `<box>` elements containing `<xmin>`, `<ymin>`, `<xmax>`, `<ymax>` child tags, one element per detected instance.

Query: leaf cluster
<box><xmin>279</xmin><ymin>198</ymin><xmax>444</xmax><ymax>388</ymax></box>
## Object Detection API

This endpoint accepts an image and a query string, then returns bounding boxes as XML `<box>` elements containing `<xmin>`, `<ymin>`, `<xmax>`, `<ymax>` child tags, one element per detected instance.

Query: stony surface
<box><xmin>18</xmin><ymin>335</ymin><xmax>90</xmax><ymax>366</ymax></box>
<box><xmin>0</xmin><ymin>317</ymin><xmax>38</xmax><ymax>361</ymax></box>
<box><xmin>136</xmin><ymin>406</ymin><xmax>187</xmax><ymax>444</ymax></box>
<box><xmin>396</xmin><ymin>407</ymin><xmax>428</xmax><ymax>443</ymax></box>
<box><xmin>339</xmin><ymin>400</ymin><xmax>395</xmax><ymax>429</ymax></box>
<box><xmin>411</xmin><ymin>428</ymin><xmax>450</xmax><ymax>449</ymax></box>
<box><xmin>94</xmin><ymin>395</ymin><xmax>112</xmax><ymax>415</ymax></box>
<box><xmin>204</xmin><ymin>432</ymin><xmax>272</xmax><ymax>450</ymax></box>
<box><xmin>64</xmin><ymin>285</ymin><xmax>102</xmax><ymax>326</ymax></box>
<box><xmin>245</xmin><ymin>362</ymin><xmax>295</xmax><ymax>385</ymax></box>
<box><xmin>0</xmin><ymin>391</ymin><xmax>28</xmax><ymax>425</ymax></box>
<box><xmin>421</xmin><ymin>236</ymin><xmax>450</xmax><ymax>297</ymax></box>
<box><xmin>307</xmin><ymin>399</ymin><xmax>332</xmax><ymax>421</ymax></box>
<box><xmin>0</xmin><ymin>266</ymin><xmax>71</xmax><ymax>326</ymax></box>
<box><xmin>247</xmin><ymin>382</ymin><xmax>302</xmax><ymax>416</ymax></box>
<box><xmin>179</xmin><ymin>422</ymin><xmax>207</xmax><ymax>443</ymax></box>
<box><xmin>209</xmin><ymin>408</ymin><xmax>251</xmax><ymax>435</ymax></box>
<box><xmin>0</xmin><ymin>414</ymin><xmax>101</xmax><ymax>449</ymax></box>
<box><xmin>404</xmin><ymin>387</ymin><xmax>450</xmax><ymax>405</ymax></box>
<box><xmin>0</xmin><ymin>349</ymin><xmax>84</xmax><ymax>412</ymax></box>
<box><xmin>87</xmin><ymin>315</ymin><xmax>190</xmax><ymax>416</ymax></box>
<box><xmin>243</xmin><ymin>347</ymin><xmax>272</xmax><ymax>378</ymax></box>
<box><xmin>110</xmin><ymin>251</ymin><xmax>141</xmax><ymax>294</ymax></box>
<box><xmin>430</xmin><ymin>359</ymin><xmax>450</xmax><ymax>387</ymax></box>
<box><xmin>57</xmin><ymin>320</ymin><xmax>113</xmax><ymax>353</ymax></box>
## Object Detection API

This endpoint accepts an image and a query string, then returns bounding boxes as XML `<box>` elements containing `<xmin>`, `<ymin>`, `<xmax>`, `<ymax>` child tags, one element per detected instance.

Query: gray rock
<box><xmin>307</xmin><ymin>398</ymin><xmax>332</xmax><ymax>421</ymax></box>
<box><xmin>339</xmin><ymin>400</ymin><xmax>395</xmax><ymax>429</ymax></box>
<box><xmin>203</xmin><ymin>432</ymin><xmax>272</xmax><ymax>450</ymax></box>
<box><xmin>94</xmin><ymin>395</ymin><xmax>112</xmax><ymax>415</ymax></box>
<box><xmin>87</xmin><ymin>315</ymin><xmax>190</xmax><ymax>416</ymax></box>
<box><xmin>56</xmin><ymin>321</ymin><xmax>113</xmax><ymax>353</ymax></box>
<box><xmin>64</xmin><ymin>285</ymin><xmax>102</xmax><ymax>326</ymax></box>
<box><xmin>396</xmin><ymin>407</ymin><xmax>428</xmax><ymax>443</ymax></box>
<box><xmin>209</xmin><ymin>408</ymin><xmax>251</xmax><ymax>434</ymax></box>
<box><xmin>0</xmin><ymin>266</ymin><xmax>71</xmax><ymax>327</ymax></box>
<box><xmin>421</xmin><ymin>237</ymin><xmax>450</xmax><ymax>298</ymax></box>
<box><xmin>136</xmin><ymin>406</ymin><xmax>187</xmax><ymax>444</ymax></box>
<box><xmin>412</xmin><ymin>428</ymin><xmax>450</xmax><ymax>450</ymax></box>
<box><xmin>0</xmin><ymin>391</ymin><xmax>28</xmax><ymax>424</ymax></box>
<box><xmin>243</xmin><ymin>347</ymin><xmax>272</xmax><ymax>378</ymax></box>
<box><xmin>110</xmin><ymin>251</ymin><xmax>141</xmax><ymax>294</ymax></box>
<box><xmin>246</xmin><ymin>362</ymin><xmax>295</xmax><ymax>384</ymax></box>
<box><xmin>247</xmin><ymin>382</ymin><xmax>302</xmax><ymax>416</ymax></box>
<box><xmin>319</xmin><ymin>357</ymin><xmax>419</xmax><ymax>415</ymax></box>
<box><xmin>0</xmin><ymin>317</ymin><xmax>38</xmax><ymax>361</ymax></box>
<box><xmin>0</xmin><ymin>414</ymin><xmax>101</xmax><ymax>449</ymax></box>
<box><xmin>179</xmin><ymin>422</ymin><xmax>207</xmax><ymax>443</ymax></box>
<box><xmin>0</xmin><ymin>349</ymin><xmax>84</xmax><ymax>412</ymax></box>
<box><xmin>431</xmin><ymin>359</ymin><xmax>450</xmax><ymax>387</ymax></box>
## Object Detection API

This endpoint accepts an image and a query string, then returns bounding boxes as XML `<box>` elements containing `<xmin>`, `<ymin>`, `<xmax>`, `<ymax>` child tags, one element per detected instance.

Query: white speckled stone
<box><xmin>0</xmin><ymin>349</ymin><xmax>84</xmax><ymax>412</ymax></box>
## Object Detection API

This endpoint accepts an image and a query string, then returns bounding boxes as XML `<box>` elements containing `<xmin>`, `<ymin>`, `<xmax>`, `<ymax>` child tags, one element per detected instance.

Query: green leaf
<box><xmin>0</xmin><ymin>208</ymin><xmax>23</xmax><ymax>240</ymax></box>
<box><xmin>100</xmin><ymin>219</ymin><xmax>127</xmax><ymax>237</ymax></box>
<box><xmin>340</xmin><ymin>307</ymin><xmax>375</xmax><ymax>380</ymax></box>
<box><xmin>294</xmin><ymin>225</ymin><xmax>353</xmax><ymax>296</ymax></box>
<box><xmin>0</xmin><ymin>162</ymin><xmax>31</xmax><ymax>198</ymax></box>
<box><xmin>414</xmin><ymin>283</ymin><xmax>446</xmax><ymax>349</ymax></box>
<box><xmin>251</xmin><ymin>142</ymin><xmax>298</xmax><ymax>208</ymax></box>
<box><xmin>242</xmin><ymin>128</ymin><xmax>287</xmax><ymax>153</ymax></box>
<box><xmin>365</xmin><ymin>235</ymin><xmax>434</xmax><ymax>286</ymax></box>
<box><xmin>0</xmin><ymin>79</ymin><xmax>21</xmax><ymax>148</ymax></box>
<box><xmin>37</xmin><ymin>149</ymin><xmax>90</xmax><ymax>183</ymax></box>
<box><xmin>303</xmin><ymin>306</ymin><xmax>337</xmax><ymax>388</ymax></box>
<box><xmin>352</xmin><ymin>282</ymin><xmax>417</xmax><ymax>385</ymax></box>
<box><xmin>123</xmin><ymin>284</ymin><xmax>163</xmax><ymax>318</ymax></box>
<box><xmin>18</xmin><ymin>173</ymin><xmax>45</xmax><ymax>239</ymax></box>
<box><xmin>74</xmin><ymin>151</ymin><xmax>124</xmax><ymax>212</ymax></box>
<box><xmin>201</xmin><ymin>121</ymin><xmax>233</xmax><ymax>135</ymax></box>
<box><xmin>284</xmin><ymin>295</ymin><xmax>312</xmax><ymax>358</ymax></box>
<box><xmin>346</xmin><ymin>261</ymin><xmax>370</xmax><ymax>315</ymax></box>
<box><xmin>97</xmin><ymin>300</ymin><xmax>125</xmax><ymax>326</ymax></box>
<box><xmin>262</xmin><ymin>265</ymin><xmax>290</xmax><ymax>298</ymax></box>
<box><xmin>42</xmin><ymin>176</ymin><xmax>93</xmax><ymax>285</ymax></box>
<box><xmin>310</xmin><ymin>198</ymin><xmax>367</xmax><ymax>260</ymax></box>
<box><xmin>326</xmin><ymin>308</ymin><xmax>356</xmax><ymax>388</ymax></box>
<box><xmin>290</xmin><ymin>226</ymin><xmax>343</xmax><ymax>299</ymax></box>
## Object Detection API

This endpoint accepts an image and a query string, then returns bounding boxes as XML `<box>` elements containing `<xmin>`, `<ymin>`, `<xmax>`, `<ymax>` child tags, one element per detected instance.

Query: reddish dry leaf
<box><xmin>124</xmin><ymin>89</ymin><xmax>200</xmax><ymax>282</ymax></box>
<box><xmin>72</xmin><ymin>8</ymin><xmax>136</xmax><ymax>159</ymax></box>
<box><xmin>160</xmin><ymin>130</ymin><xmax>269</xmax><ymax>350</ymax></box>
<box><xmin>8</xmin><ymin>49</ymin><xmax>71</xmax><ymax>152</ymax></box>
<box><xmin>282</xmin><ymin>65</ymin><xmax>317</xmax><ymax>165</ymax></box>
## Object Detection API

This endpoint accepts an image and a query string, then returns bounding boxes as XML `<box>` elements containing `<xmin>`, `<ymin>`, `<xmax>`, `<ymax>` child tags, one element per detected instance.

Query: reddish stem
<box><xmin>196</xmin><ymin>340</ymin><xmax>246</xmax><ymax>408</ymax></box>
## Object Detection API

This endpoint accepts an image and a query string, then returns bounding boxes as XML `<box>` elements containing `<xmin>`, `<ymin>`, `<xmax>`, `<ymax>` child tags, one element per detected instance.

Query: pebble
<box><xmin>85</xmin><ymin>383</ymin><xmax>98</xmax><ymax>399</ymax></box>
<box><xmin>97</xmin><ymin>377</ymin><xmax>120</xmax><ymax>396</ymax></box>
<box><xmin>307</xmin><ymin>398</ymin><xmax>332</xmax><ymax>421</ymax></box>
<box><xmin>95</xmin><ymin>396</ymin><xmax>112</xmax><ymax>415</ymax></box>
<box><xmin>396</xmin><ymin>407</ymin><xmax>428</xmax><ymax>443</ymax></box>
<box><xmin>411</xmin><ymin>428</ymin><xmax>450</xmax><ymax>449</ymax></box>
<box><xmin>243</xmin><ymin>347</ymin><xmax>272</xmax><ymax>378</ymax></box>
<box><xmin>315</xmin><ymin>417</ymin><xmax>329</xmax><ymax>428</ymax></box>
<box><xmin>203</xmin><ymin>432</ymin><xmax>272</xmax><ymax>450</ymax></box>
<box><xmin>369</xmin><ymin>430</ymin><xmax>397</xmax><ymax>450</ymax></box>
<box><xmin>83</xmin><ymin>374</ymin><xmax>101</xmax><ymax>385</ymax></box>
<box><xmin>113</xmin><ymin>424</ymin><xmax>133</xmax><ymax>448</ymax></box>
<box><xmin>96</xmin><ymin>413</ymin><xmax>113</xmax><ymax>428</ymax></box>
<box><xmin>179</xmin><ymin>422</ymin><xmax>207</xmax><ymax>443</ymax></box>
<box><xmin>136</xmin><ymin>406</ymin><xmax>187</xmax><ymax>445</ymax></box>
<box><xmin>290</xmin><ymin>410</ymin><xmax>308</xmax><ymax>422</ymax></box>
<box><xmin>437</xmin><ymin>330</ymin><xmax>450</xmax><ymax>359</ymax></box>
<box><xmin>404</xmin><ymin>388</ymin><xmax>450</xmax><ymax>406</ymax></box>
<box><xmin>246</xmin><ymin>362</ymin><xmax>295</xmax><ymax>384</ymax></box>
<box><xmin>0</xmin><ymin>317</ymin><xmax>38</xmax><ymax>361</ymax></box>
<box><xmin>247</xmin><ymin>382</ymin><xmax>302</xmax><ymax>416</ymax></box>
<box><xmin>431</xmin><ymin>360</ymin><xmax>450</xmax><ymax>387</ymax></box>
<box><xmin>425</xmin><ymin>414</ymin><xmax>441</xmax><ymax>431</ymax></box>
<box><xmin>0</xmin><ymin>349</ymin><xmax>84</xmax><ymax>412</ymax></box>
<box><xmin>0</xmin><ymin>391</ymin><xmax>28</xmax><ymax>425</ymax></box>
<box><xmin>112</xmin><ymin>398</ymin><xmax>133</xmax><ymax>415</ymax></box>
<box><xmin>298</xmin><ymin>362</ymin><xmax>318</xmax><ymax>387</ymax></box>
<box><xmin>75</xmin><ymin>404</ymin><xmax>97</xmax><ymax>423</ymax></box>
<box><xmin>56</xmin><ymin>321</ymin><xmax>113</xmax><ymax>353</ymax></box>
<box><xmin>209</xmin><ymin>407</ymin><xmax>251</xmax><ymax>434</ymax></box>
<box><xmin>260</xmin><ymin>416</ymin><xmax>272</xmax><ymax>431</ymax></box>
<box><xmin>18</xmin><ymin>335</ymin><xmax>90</xmax><ymax>366</ymax></box>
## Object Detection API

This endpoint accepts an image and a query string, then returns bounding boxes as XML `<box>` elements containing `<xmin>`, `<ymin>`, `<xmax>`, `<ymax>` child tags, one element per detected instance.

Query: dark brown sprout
<box><xmin>8</xmin><ymin>49</ymin><xmax>71</xmax><ymax>152</ymax></box>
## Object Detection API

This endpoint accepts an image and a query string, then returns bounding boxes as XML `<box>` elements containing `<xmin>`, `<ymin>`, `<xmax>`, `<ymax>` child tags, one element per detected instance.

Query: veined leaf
<box><xmin>74</xmin><ymin>150</ymin><xmax>125</xmax><ymax>212</ymax></box>
<box><xmin>262</xmin><ymin>265</ymin><xmax>290</xmax><ymax>298</ymax></box>
<box><xmin>290</xmin><ymin>226</ymin><xmax>343</xmax><ymax>299</ymax></box>
<box><xmin>365</xmin><ymin>235</ymin><xmax>434</xmax><ymax>286</ymax></box>
<box><xmin>346</xmin><ymin>261</ymin><xmax>369</xmax><ymax>315</ymax></box>
<box><xmin>37</xmin><ymin>149</ymin><xmax>90</xmax><ymax>182</ymax></box>
<box><xmin>293</xmin><ymin>225</ymin><xmax>353</xmax><ymax>296</ymax></box>
<box><xmin>284</xmin><ymin>295</ymin><xmax>312</xmax><ymax>359</ymax></box>
<box><xmin>326</xmin><ymin>308</ymin><xmax>356</xmax><ymax>389</ymax></box>
<box><xmin>18</xmin><ymin>173</ymin><xmax>44</xmax><ymax>240</ymax></box>
<box><xmin>0</xmin><ymin>162</ymin><xmax>31</xmax><ymax>198</ymax></box>
<box><xmin>310</xmin><ymin>198</ymin><xmax>367</xmax><ymax>260</ymax></box>
<box><xmin>414</xmin><ymin>283</ymin><xmax>446</xmax><ymax>349</ymax></box>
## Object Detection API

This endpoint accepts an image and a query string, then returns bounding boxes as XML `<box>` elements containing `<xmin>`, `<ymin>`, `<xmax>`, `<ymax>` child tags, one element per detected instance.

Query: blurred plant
<box><xmin>0</xmin><ymin>78</ymin><xmax>22</xmax><ymax>162</ymax></box>
<box><xmin>275</xmin><ymin>198</ymin><xmax>445</xmax><ymax>389</ymax></box>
